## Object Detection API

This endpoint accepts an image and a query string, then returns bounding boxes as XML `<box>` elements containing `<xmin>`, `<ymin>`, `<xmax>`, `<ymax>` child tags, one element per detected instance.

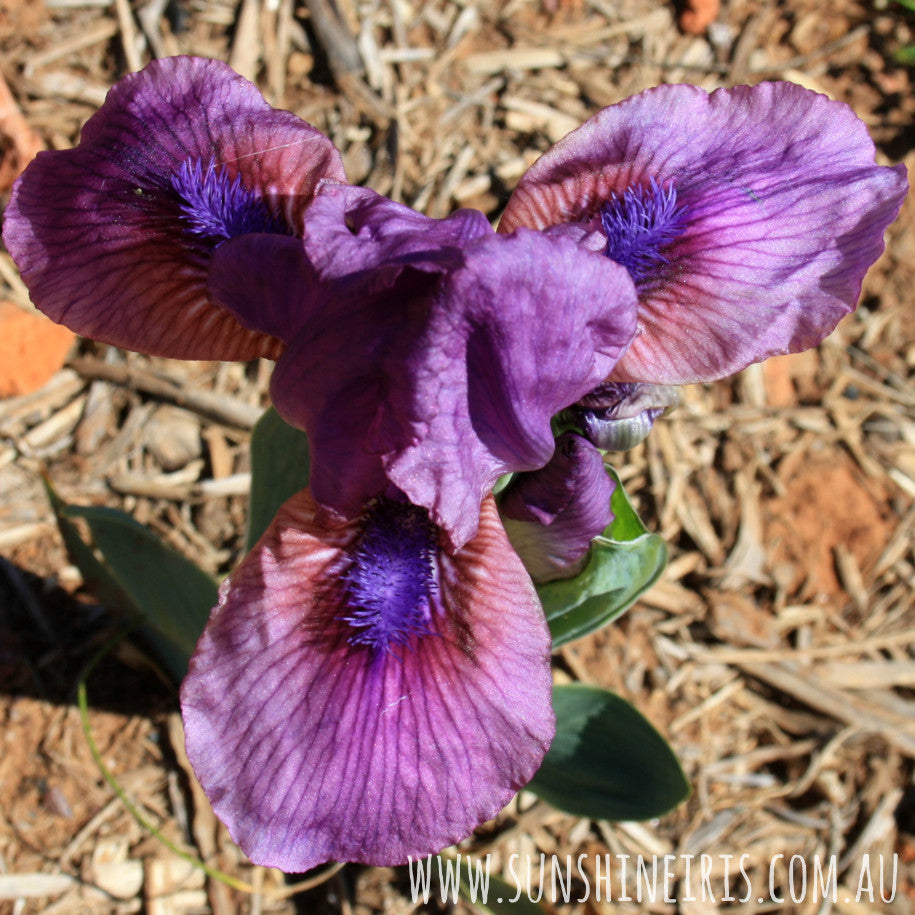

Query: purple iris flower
<box><xmin>183</xmin><ymin>186</ymin><xmax>639</xmax><ymax>867</ymax></box>
<box><xmin>2</xmin><ymin>56</ymin><xmax>346</xmax><ymax>360</ymax></box>
<box><xmin>1</xmin><ymin>57</ymin><xmax>647</xmax><ymax>870</ymax></box>
<box><xmin>181</xmin><ymin>489</ymin><xmax>555</xmax><ymax>871</ymax></box>
<box><xmin>500</xmin><ymin>432</ymin><xmax>614</xmax><ymax>582</ymax></box>
<box><xmin>208</xmin><ymin>183</ymin><xmax>639</xmax><ymax>548</ymax></box>
<box><xmin>499</xmin><ymin>82</ymin><xmax>908</xmax><ymax>384</ymax></box>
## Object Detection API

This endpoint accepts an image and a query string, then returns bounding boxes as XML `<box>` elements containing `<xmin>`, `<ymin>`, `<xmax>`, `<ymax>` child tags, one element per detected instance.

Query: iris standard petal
<box><xmin>303</xmin><ymin>182</ymin><xmax>494</xmax><ymax>291</ymax></box>
<box><xmin>180</xmin><ymin>491</ymin><xmax>554</xmax><ymax>872</ymax></box>
<box><xmin>381</xmin><ymin>228</ymin><xmax>635</xmax><ymax>547</ymax></box>
<box><xmin>501</xmin><ymin>433</ymin><xmax>614</xmax><ymax>582</ymax></box>
<box><xmin>499</xmin><ymin>82</ymin><xmax>908</xmax><ymax>383</ymax></box>
<box><xmin>3</xmin><ymin>55</ymin><xmax>345</xmax><ymax>360</ymax></box>
<box><xmin>211</xmin><ymin>220</ymin><xmax>638</xmax><ymax>547</ymax></box>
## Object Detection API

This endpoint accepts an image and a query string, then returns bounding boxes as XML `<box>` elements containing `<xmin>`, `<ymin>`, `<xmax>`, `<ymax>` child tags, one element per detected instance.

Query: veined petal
<box><xmin>381</xmin><ymin>228</ymin><xmax>635</xmax><ymax>547</ymax></box>
<box><xmin>501</xmin><ymin>433</ymin><xmax>614</xmax><ymax>582</ymax></box>
<box><xmin>3</xmin><ymin>56</ymin><xmax>345</xmax><ymax>361</ymax></box>
<box><xmin>500</xmin><ymin>82</ymin><xmax>908</xmax><ymax>383</ymax></box>
<box><xmin>180</xmin><ymin>491</ymin><xmax>554</xmax><ymax>872</ymax></box>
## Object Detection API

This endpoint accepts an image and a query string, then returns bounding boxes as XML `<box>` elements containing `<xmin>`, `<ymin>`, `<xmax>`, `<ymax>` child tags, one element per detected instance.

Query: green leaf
<box><xmin>528</xmin><ymin>683</ymin><xmax>690</xmax><ymax>821</ymax></box>
<box><xmin>605</xmin><ymin>466</ymin><xmax>650</xmax><ymax>541</ymax></box>
<box><xmin>538</xmin><ymin>469</ymin><xmax>667</xmax><ymax>648</ymax></box>
<box><xmin>64</xmin><ymin>505</ymin><xmax>217</xmax><ymax>657</ymax></box>
<box><xmin>44</xmin><ymin>479</ymin><xmax>216</xmax><ymax>683</ymax></box>
<box><xmin>246</xmin><ymin>406</ymin><xmax>310</xmax><ymax>552</ymax></box>
<box><xmin>45</xmin><ymin>482</ymin><xmax>140</xmax><ymax>619</ymax></box>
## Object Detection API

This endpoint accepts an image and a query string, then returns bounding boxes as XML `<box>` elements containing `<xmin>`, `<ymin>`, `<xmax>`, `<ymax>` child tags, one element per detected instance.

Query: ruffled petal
<box><xmin>500</xmin><ymin>82</ymin><xmax>908</xmax><ymax>383</ymax></box>
<box><xmin>3</xmin><ymin>56</ymin><xmax>345</xmax><ymax>361</ymax></box>
<box><xmin>501</xmin><ymin>433</ymin><xmax>614</xmax><ymax>582</ymax></box>
<box><xmin>180</xmin><ymin>491</ymin><xmax>554</xmax><ymax>872</ymax></box>
<box><xmin>211</xmin><ymin>214</ymin><xmax>637</xmax><ymax>546</ymax></box>
<box><xmin>380</xmin><ymin>228</ymin><xmax>636</xmax><ymax>547</ymax></box>
<box><xmin>304</xmin><ymin>182</ymin><xmax>494</xmax><ymax>291</ymax></box>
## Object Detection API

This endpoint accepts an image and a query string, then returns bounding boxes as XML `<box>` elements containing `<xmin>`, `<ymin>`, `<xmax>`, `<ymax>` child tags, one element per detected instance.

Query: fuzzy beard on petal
<box><xmin>180</xmin><ymin>490</ymin><xmax>555</xmax><ymax>872</ymax></box>
<box><xmin>499</xmin><ymin>82</ymin><xmax>908</xmax><ymax>384</ymax></box>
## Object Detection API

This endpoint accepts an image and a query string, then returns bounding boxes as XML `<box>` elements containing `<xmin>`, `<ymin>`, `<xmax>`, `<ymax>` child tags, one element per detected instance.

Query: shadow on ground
<box><xmin>0</xmin><ymin>555</ymin><xmax>174</xmax><ymax>716</ymax></box>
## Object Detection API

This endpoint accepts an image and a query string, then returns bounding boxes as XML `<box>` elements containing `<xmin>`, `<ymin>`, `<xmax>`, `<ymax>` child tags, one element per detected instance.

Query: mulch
<box><xmin>0</xmin><ymin>0</ymin><xmax>914</xmax><ymax>911</ymax></box>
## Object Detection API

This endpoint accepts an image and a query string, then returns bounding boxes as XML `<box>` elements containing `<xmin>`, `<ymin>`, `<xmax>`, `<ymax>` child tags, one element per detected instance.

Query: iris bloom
<box><xmin>3</xmin><ymin>56</ymin><xmax>345</xmax><ymax>361</ymax></box>
<box><xmin>2</xmin><ymin>57</ymin><xmax>643</xmax><ymax>868</ymax></box>
<box><xmin>182</xmin><ymin>188</ymin><xmax>639</xmax><ymax>866</ymax></box>
<box><xmin>500</xmin><ymin>82</ymin><xmax>908</xmax><ymax>385</ymax></box>
<box><xmin>185</xmin><ymin>185</ymin><xmax>641</xmax><ymax>866</ymax></box>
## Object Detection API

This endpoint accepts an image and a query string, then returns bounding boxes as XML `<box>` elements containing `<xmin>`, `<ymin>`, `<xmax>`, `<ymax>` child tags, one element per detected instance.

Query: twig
<box><xmin>66</xmin><ymin>357</ymin><xmax>263</xmax><ymax>430</ymax></box>
<box><xmin>304</xmin><ymin>0</ymin><xmax>393</xmax><ymax>123</ymax></box>
<box><xmin>113</xmin><ymin>0</ymin><xmax>145</xmax><ymax>72</ymax></box>
<box><xmin>304</xmin><ymin>0</ymin><xmax>362</xmax><ymax>76</ymax></box>
<box><xmin>137</xmin><ymin>0</ymin><xmax>173</xmax><ymax>59</ymax></box>
<box><xmin>23</xmin><ymin>21</ymin><xmax>120</xmax><ymax>75</ymax></box>
<box><xmin>229</xmin><ymin>0</ymin><xmax>261</xmax><ymax>81</ymax></box>
<box><xmin>739</xmin><ymin>661</ymin><xmax>915</xmax><ymax>758</ymax></box>
<box><xmin>758</xmin><ymin>25</ymin><xmax>870</xmax><ymax>75</ymax></box>
<box><xmin>611</xmin><ymin>24</ymin><xmax>872</xmax><ymax>77</ymax></box>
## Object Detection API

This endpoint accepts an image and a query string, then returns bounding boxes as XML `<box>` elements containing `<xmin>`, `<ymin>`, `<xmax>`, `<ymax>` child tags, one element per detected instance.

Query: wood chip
<box><xmin>0</xmin><ymin>873</ymin><xmax>77</xmax><ymax>899</ymax></box>
<box><xmin>739</xmin><ymin>661</ymin><xmax>915</xmax><ymax>758</ymax></box>
<box><xmin>464</xmin><ymin>48</ymin><xmax>566</xmax><ymax>75</ymax></box>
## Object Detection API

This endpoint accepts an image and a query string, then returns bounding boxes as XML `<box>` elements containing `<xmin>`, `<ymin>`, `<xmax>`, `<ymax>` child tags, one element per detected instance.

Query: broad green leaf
<box><xmin>539</xmin><ymin>469</ymin><xmax>667</xmax><ymax>648</ymax></box>
<box><xmin>45</xmin><ymin>480</ymin><xmax>216</xmax><ymax>683</ymax></box>
<box><xmin>246</xmin><ymin>407</ymin><xmax>310</xmax><ymax>552</ymax></box>
<box><xmin>528</xmin><ymin>683</ymin><xmax>690</xmax><ymax>821</ymax></box>
<box><xmin>45</xmin><ymin>481</ymin><xmax>141</xmax><ymax>621</ymax></box>
<box><xmin>63</xmin><ymin>504</ymin><xmax>217</xmax><ymax>658</ymax></box>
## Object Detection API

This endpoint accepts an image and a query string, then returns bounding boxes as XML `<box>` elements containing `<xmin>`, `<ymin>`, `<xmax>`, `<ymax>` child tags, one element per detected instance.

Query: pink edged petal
<box><xmin>3</xmin><ymin>56</ymin><xmax>345</xmax><ymax>361</ymax></box>
<box><xmin>180</xmin><ymin>491</ymin><xmax>554</xmax><ymax>872</ymax></box>
<box><xmin>499</xmin><ymin>82</ymin><xmax>908</xmax><ymax>383</ymax></box>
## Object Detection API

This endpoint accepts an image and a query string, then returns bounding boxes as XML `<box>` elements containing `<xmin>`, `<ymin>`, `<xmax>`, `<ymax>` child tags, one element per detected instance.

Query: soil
<box><xmin>0</xmin><ymin>0</ymin><xmax>914</xmax><ymax>911</ymax></box>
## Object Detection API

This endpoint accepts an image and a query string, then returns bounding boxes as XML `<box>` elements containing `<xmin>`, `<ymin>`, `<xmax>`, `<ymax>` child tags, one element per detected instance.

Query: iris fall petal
<box><xmin>499</xmin><ymin>82</ymin><xmax>908</xmax><ymax>383</ymax></box>
<box><xmin>180</xmin><ymin>491</ymin><xmax>554</xmax><ymax>872</ymax></box>
<box><xmin>3</xmin><ymin>56</ymin><xmax>345</xmax><ymax>360</ymax></box>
